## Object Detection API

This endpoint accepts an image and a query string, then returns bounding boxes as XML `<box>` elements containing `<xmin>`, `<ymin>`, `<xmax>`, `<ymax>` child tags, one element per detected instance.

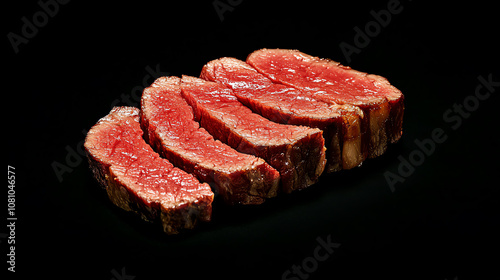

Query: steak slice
<box><xmin>84</xmin><ymin>106</ymin><xmax>214</xmax><ymax>234</ymax></box>
<box><xmin>181</xmin><ymin>75</ymin><xmax>326</xmax><ymax>193</ymax></box>
<box><xmin>247</xmin><ymin>49</ymin><xmax>404</xmax><ymax>158</ymax></box>
<box><xmin>140</xmin><ymin>76</ymin><xmax>280</xmax><ymax>204</ymax></box>
<box><xmin>200</xmin><ymin>57</ymin><xmax>365</xmax><ymax>171</ymax></box>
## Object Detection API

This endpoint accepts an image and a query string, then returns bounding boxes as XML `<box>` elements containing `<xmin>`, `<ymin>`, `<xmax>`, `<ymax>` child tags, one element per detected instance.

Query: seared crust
<box><xmin>200</xmin><ymin>57</ymin><xmax>366</xmax><ymax>172</ymax></box>
<box><xmin>246</xmin><ymin>49</ymin><xmax>404</xmax><ymax>160</ymax></box>
<box><xmin>140</xmin><ymin>77</ymin><xmax>280</xmax><ymax>204</ymax></box>
<box><xmin>84</xmin><ymin>106</ymin><xmax>214</xmax><ymax>234</ymax></box>
<box><xmin>180</xmin><ymin>75</ymin><xmax>326</xmax><ymax>193</ymax></box>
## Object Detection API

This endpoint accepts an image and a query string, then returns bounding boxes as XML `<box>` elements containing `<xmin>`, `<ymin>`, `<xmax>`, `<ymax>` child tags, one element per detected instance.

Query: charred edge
<box><xmin>90</xmin><ymin>137</ymin><xmax>213</xmax><ymax>234</ymax></box>
<box><xmin>337</xmin><ymin>111</ymin><xmax>365</xmax><ymax>170</ymax></box>
<box><xmin>85</xmin><ymin>148</ymin><xmax>110</xmax><ymax>189</ymax></box>
<box><xmin>106</xmin><ymin>169</ymin><xmax>160</xmax><ymax>222</ymax></box>
<box><xmin>86</xmin><ymin>147</ymin><xmax>161</xmax><ymax>223</ymax></box>
<box><xmin>225</xmin><ymin>92</ymin><xmax>336</xmax><ymax>176</ymax></box>
<box><xmin>265</xmin><ymin>130</ymin><xmax>326</xmax><ymax>194</ymax></box>
<box><xmin>323</xmin><ymin>118</ymin><xmax>343</xmax><ymax>173</ymax></box>
<box><xmin>161</xmin><ymin>197</ymin><xmax>213</xmax><ymax>235</ymax></box>
<box><xmin>283</xmin><ymin>114</ymin><xmax>341</xmax><ymax>174</ymax></box>
<box><xmin>180</xmin><ymin>86</ymin><xmax>280</xmax><ymax>204</ymax></box>
<box><xmin>356</xmin><ymin>102</ymin><xmax>389</xmax><ymax>159</ymax></box>
<box><xmin>296</xmin><ymin>131</ymin><xmax>326</xmax><ymax>188</ymax></box>
<box><xmin>387</xmin><ymin>95</ymin><xmax>404</xmax><ymax>144</ymax></box>
<box><xmin>213</xmin><ymin>165</ymin><xmax>278</xmax><ymax>205</ymax></box>
<box><xmin>86</xmin><ymin>109</ymin><xmax>213</xmax><ymax>235</ymax></box>
<box><xmin>142</xmin><ymin>102</ymin><xmax>276</xmax><ymax>205</ymax></box>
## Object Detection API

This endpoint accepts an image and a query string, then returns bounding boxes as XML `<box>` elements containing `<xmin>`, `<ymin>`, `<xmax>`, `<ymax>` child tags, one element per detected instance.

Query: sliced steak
<box><xmin>181</xmin><ymin>75</ymin><xmax>326</xmax><ymax>193</ymax></box>
<box><xmin>200</xmin><ymin>57</ymin><xmax>365</xmax><ymax>171</ymax></box>
<box><xmin>84</xmin><ymin>106</ymin><xmax>214</xmax><ymax>234</ymax></box>
<box><xmin>140</xmin><ymin>76</ymin><xmax>280</xmax><ymax>204</ymax></box>
<box><xmin>247</xmin><ymin>49</ymin><xmax>404</xmax><ymax>158</ymax></box>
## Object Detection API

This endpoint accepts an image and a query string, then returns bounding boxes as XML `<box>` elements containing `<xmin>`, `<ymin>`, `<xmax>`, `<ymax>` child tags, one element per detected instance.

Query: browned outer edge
<box><xmin>139</xmin><ymin>96</ymin><xmax>279</xmax><ymax>205</ymax></box>
<box><xmin>84</xmin><ymin>108</ymin><xmax>213</xmax><ymax>235</ymax></box>
<box><xmin>336</xmin><ymin>65</ymin><xmax>404</xmax><ymax>156</ymax></box>
<box><xmin>357</xmin><ymin>102</ymin><xmax>387</xmax><ymax>158</ymax></box>
<box><xmin>85</xmin><ymin>146</ymin><xmax>213</xmax><ymax>235</ymax></box>
<box><xmin>160</xmin><ymin>197</ymin><xmax>213</xmax><ymax>234</ymax></box>
<box><xmin>237</xmin><ymin>94</ymin><xmax>342</xmax><ymax>174</ymax></box>
<box><xmin>388</xmin><ymin>95</ymin><xmax>405</xmax><ymax>144</ymax></box>
<box><xmin>246</xmin><ymin>49</ymin><xmax>404</xmax><ymax>161</ymax></box>
<box><xmin>350</xmin><ymin>74</ymin><xmax>402</xmax><ymax>159</ymax></box>
<box><xmin>200</xmin><ymin>62</ymin><xmax>363</xmax><ymax>173</ymax></box>
<box><xmin>286</xmin><ymin>113</ymin><xmax>342</xmax><ymax>173</ymax></box>
<box><xmin>180</xmin><ymin>82</ymin><xmax>325</xmax><ymax>193</ymax></box>
<box><xmin>268</xmin><ymin>104</ymin><xmax>364</xmax><ymax>172</ymax></box>
<box><xmin>339</xmin><ymin>110</ymin><xmax>365</xmax><ymax>169</ymax></box>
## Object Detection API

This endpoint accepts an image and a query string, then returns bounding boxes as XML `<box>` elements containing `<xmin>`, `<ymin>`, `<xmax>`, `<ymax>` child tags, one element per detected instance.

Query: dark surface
<box><xmin>5</xmin><ymin>0</ymin><xmax>499</xmax><ymax>279</ymax></box>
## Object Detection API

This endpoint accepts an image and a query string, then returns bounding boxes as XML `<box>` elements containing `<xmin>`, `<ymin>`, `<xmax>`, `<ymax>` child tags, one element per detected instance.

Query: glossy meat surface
<box><xmin>141</xmin><ymin>77</ymin><xmax>280</xmax><ymax>204</ymax></box>
<box><xmin>247</xmin><ymin>49</ymin><xmax>404</xmax><ymax>157</ymax></box>
<box><xmin>84</xmin><ymin>107</ymin><xmax>213</xmax><ymax>234</ymax></box>
<box><xmin>200</xmin><ymin>57</ymin><xmax>366</xmax><ymax>171</ymax></box>
<box><xmin>181</xmin><ymin>75</ymin><xmax>326</xmax><ymax>193</ymax></box>
<box><xmin>247</xmin><ymin>49</ymin><xmax>401</xmax><ymax>105</ymax></box>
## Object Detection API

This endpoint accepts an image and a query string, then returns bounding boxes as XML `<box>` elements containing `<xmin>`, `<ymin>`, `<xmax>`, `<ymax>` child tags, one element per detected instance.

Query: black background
<box><xmin>5</xmin><ymin>0</ymin><xmax>499</xmax><ymax>279</ymax></box>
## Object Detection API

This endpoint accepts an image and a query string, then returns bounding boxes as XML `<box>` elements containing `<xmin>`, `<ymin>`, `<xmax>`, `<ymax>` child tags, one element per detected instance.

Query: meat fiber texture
<box><xmin>200</xmin><ymin>57</ymin><xmax>364</xmax><ymax>172</ymax></box>
<box><xmin>140</xmin><ymin>76</ymin><xmax>280</xmax><ymax>205</ymax></box>
<box><xmin>181</xmin><ymin>75</ymin><xmax>326</xmax><ymax>193</ymax></box>
<box><xmin>84</xmin><ymin>107</ymin><xmax>214</xmax><ymax>234</ymax></box>
<box><xmin>247</xmin><ymin>49</ymin><xmax>404</xmax><ymax>159</ymax></box>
